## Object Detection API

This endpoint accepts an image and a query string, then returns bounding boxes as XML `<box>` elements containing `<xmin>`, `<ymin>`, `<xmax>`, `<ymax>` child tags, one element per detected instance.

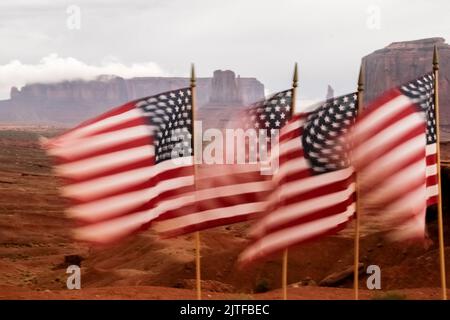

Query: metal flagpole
<box><xmin>190</xmin><ymin>63</ymin><xmax>202</xmax><ymax>300</ymax></box>
<box><xmin>353</xmin><ymin>63</ymin><xmax>364</xmax><ymax>300</ymax></box>
<box><xmin>432</xmin><ymin>45</ymin><xmax>447</xmax><ymax>300</ymax></box>
<box><xmin>282</xmin><ymin>62</ymin><xmax>298</xmax><ymax>300</ymax></box>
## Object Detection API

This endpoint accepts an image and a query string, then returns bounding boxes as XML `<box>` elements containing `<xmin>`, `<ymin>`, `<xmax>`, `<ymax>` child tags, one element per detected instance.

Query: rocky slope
<box><xmin>363</xmin><ymin>37</ymin><xmax>450</xmax><ymax>125</ymax></box>
<box><xmin>1</xmin><ymin>127</ymin><xmax>450</xmax><ymax>299</ymax></box>
<box><xmin>0</xmin><ymin>70</ymin><xmax>264</xmax><ymax>125</ymax></box>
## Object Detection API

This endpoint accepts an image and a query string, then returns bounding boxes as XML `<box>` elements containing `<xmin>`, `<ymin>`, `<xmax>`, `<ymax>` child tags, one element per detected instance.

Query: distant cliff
<box><xmin>363</xmin><ymin>37</ymin><xmax>450</xmax><ymax>125</ymax></box>
<box><xmin>0</xmin><ymin>70</ymin><xmax>264</xmax><ymax>125</ymax></box>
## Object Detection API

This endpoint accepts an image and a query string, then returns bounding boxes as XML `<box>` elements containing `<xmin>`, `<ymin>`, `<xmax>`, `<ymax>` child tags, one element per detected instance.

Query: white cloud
<box><xmin>0</xmin><ymin>54</ymin><xmax>168</xmax><ymax>99</ymax></box>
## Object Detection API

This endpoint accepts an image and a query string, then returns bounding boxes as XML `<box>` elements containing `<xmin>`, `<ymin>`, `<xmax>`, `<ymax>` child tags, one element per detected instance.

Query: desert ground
<box><xmin>1</xmin><ymin>126</ymin><xmax>450</xmax><ymax>300</ymax></box>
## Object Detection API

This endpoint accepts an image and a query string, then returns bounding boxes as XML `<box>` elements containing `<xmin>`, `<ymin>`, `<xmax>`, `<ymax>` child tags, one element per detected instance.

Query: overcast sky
<box><xmin>0</xmin><ymin>0</ymin><xmax>448</xmax><ymax>105</ymax></box>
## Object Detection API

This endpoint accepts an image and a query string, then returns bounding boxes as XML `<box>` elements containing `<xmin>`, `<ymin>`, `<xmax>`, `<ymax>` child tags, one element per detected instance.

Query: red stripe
<box><xmin>280</xmin><ymin>173</ymin><xmax>353</xmax><ymax>204</ymax></box>
<box><xmin>75</xmin><ymin>182</ymin><xmax>195</xmax><ymax>225</ymax></box>
<box><xmin>241</xmin><ymin>219</ymin><xmax>351</xmax><ymax>267</ymax></box>
<box><xmin>357</xmin><ymin>89</ymin><xmax>402</xmax><ymax>121</ymax></box>
<box><xmin>370</xmin><ymin>169</ymin><xmax>426</xmax><ymax>208</ymax></box>
<box><xmin>156</xmin><ymin>188</ymin><xmax>270</xmax><ymax>222</ymax></box>
<box><xmin>62</xmin><ymin>156</ymin><xmax>156</xmax><ymax>184</ymax></box>
<box><xmin>54</xmin><ymin>102</ymin><xmax>136</xmax><ymax>142</ymax></box>
<box><xmin>78</xmin><ymin>116</ymin><xmax>147</xmax><ymax>138</ymax></box>
<box><xmin>264</xmin><ymin>194</ymin><xmax>355</xmax><ymax>235</ymax></box>
<box><xmin>426</xmin><ymin>153</ymin><xmax>437</xmax><ymax>165</ymax></box>
<box><xmin>355</xmin><ymin>122</ymin><xmax>425</xmax><ymax>172</ymax></box>
<box><xmin>279</xmin><ymin>126</ymin><xmax>302</xmax><ymax>143</ymax></box>
<box><xmin>160</xmin><ymin>212</ymin><xmax>262</xmax><ymax>238</ymax></box>
<box><xmin>53</xmin><ymin>135</ymin><xmax>154</xmax><ymax>163</ymax></box>
<box><xmin>426</xmin><ymin>175</ymin><xmax>438</xmax><ymax>188</ymax></box>
<box><xmin>66</xmin><ymin>165</ymin><xmax>194</xmax><ymax>203</ymax></box>
<box><xmin>353</xmin><ymin>102</ymin><xmax>421</xmax><ymax>155</ymax></box>
<box><xmin>362</xmin><ymin>150</ymin><xmax>425</xmax><ymax>194</ymax></box>
<box><xmin>427</xmin><ymin>195</ymin><xmax>438</xmax><ymax>206</ymax></box>
<box><xmin>279</xmin><ymin>147</ymin><xmax>304</xmax><ymax>164</ymax></box>
<box><xmin>72</xmin><ymin>102</ymin><xmax>137</xmax><ymax>130</ymax></box>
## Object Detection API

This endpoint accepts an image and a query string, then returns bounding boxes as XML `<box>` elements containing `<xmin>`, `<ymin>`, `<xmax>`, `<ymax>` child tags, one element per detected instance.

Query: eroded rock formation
<box><xmin>0</xmin><ymin>70</ymin><xmax>264</xmax><ymax>125</ymax></box>
<box><xmin>363</xmin><ymin>37</ymin><xmax>450</xmax><ymax>125</ymax></box>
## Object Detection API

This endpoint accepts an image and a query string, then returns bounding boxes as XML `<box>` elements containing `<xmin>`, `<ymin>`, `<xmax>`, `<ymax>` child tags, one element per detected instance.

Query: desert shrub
<box><xmin>372</xmin><ymin>291</ymin><xmax>407</xmax><ymax>300</ymax></box>
<box><xmin>254</xmin><ymin>278</ymin><xmax>271</xmax><ymax>293</ymax></box>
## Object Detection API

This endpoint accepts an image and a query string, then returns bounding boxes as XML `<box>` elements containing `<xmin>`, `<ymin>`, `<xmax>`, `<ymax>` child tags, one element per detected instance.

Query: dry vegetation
<box><xmin>1</xmin><ymin>126</ymin><xmax>450</xmax><ymax>299</ymax></box>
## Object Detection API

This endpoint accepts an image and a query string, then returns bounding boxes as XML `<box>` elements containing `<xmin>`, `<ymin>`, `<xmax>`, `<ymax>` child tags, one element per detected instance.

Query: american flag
<box><xmin>401</xmin><ymin>74</ymin><xmax>438</xmax><ymax>206</ymax></box>
<box><xmin>42</xmin><ymin>88</ymin><xmax>195</xmax><ymax>244</ymax></box>
<box><xmin>153</xmin><ymin>90</ymin><xmax>293</xmax><ymax>237</ymax></box>
<box><xmin>239</xmin><ymin>93</ymin><xmax>358</xmax><ymax>265</ymax></box>
<box><xmin>350</xmin><ymin>73</ymin><xmax>437</xmax><ymax>241</ymax></box>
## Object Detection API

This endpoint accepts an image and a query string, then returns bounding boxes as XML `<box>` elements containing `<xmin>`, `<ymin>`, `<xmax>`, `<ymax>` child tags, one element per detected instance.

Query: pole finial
<box><xmin>292</xmin><ymin>62</ymin><xmax>298</xmax><ymax>88</ymax></box>
<box><xmin>433</xmin><ymin>45</ymin><xmax>439</xmax><ymax>71</ymax></box>
<box><xmin>358</xmin><ymin>62</ymin><xmax>364</xmax><ymax>92</ymax></box>
<box><xmin>191</xmin><ymin>63</ymin><xmax>196</xmax><ymax>87</ymax></box>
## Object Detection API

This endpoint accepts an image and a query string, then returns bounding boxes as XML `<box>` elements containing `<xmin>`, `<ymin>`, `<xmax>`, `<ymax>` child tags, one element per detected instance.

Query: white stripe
<box><xmin>72</xmin><ymin>189</ymin><xmax>191</xmax><ymax>243</ymax></box>
<box><xmin>154</xmin><ymin>179</ymin><xmax>272</xmax><ymax>211</ymax></box>
<box><xmin>268</xmin><ymin>138</ymin><xmax>302</xmax><ymax>166</ymax></box>
<box><xmin>427</xmin><ymin>184</ymin><xmax>439</xmax><ymax>197</ymax></box>
<box><xmin>154</xmin><ymin>180</ymin><xmax>271</xmax><ymax>222</ymax></box>
<box><xmin>353</xmin><ymin>113</ymin><xmax>424</xmax><ymax>166</ymax></box>
<box><xmin>273</xmin><ymin>156</ymin><xmax>308</xmax><ymax>182</ymax></box>
<box><xmin>154</xmin><ymin>202</ymin><xmax>267</xmax><ymax>234</ymax></box>
<box><xmin>360</xmin><ymin>134</ymin><xmax>425</xmax><ymax>183</ymax></box>
<box><xmin>196</xmin><ymin>163</ymin><xmax>261</xmax><ymax>180</ymax></box>
<box><xmin>366</xmin><ymin>159</ymin><xmax>425</xmax><ymax>203</ymax></box>
<box><xmin>279</xmin><ymin>137</ymin><xmax>301</xmax><ymax>157</ymax></box>
<box><xmin>55</xmin><ymin>145</ymin><xmax>155</xmax><ymax>179</ymax></box>
<box><xmin>73</xmin><ymin>209</ymin><xmax>162</xmax><ymax>244</ymax></box>
<box><xmin>426</xmin><ymin>164</ymin><xmax>437</xmax><ymax>177</ymax></box>
<box><xmin>67</xmin><ymin>175</ymin><xmax>194</xmax><ymax>221</ymax></box>
<box><xmin>383</xmin><ymin>184</ymin><xmax>426</xmax><ymax>219</ymax></box>
<box><xmin>240</xmin><ymin>204</ymin><xmax>355</xmax><ymax>263</ymax></box>
<box><xmin>277</xmin><ymin>167</ymin><xmax>353</xmax><ymax>202</ymax></box>
<box><xmin>251</xmin><ymin>182</ymin><xmax>355</xmax><ymax>236</ymax></box>
<box><xmin>73</xmin><ymin>191</ymin><xmax>199</xmax><ymax>243</ymax></box>
<box><xmin>73</xmin><ymin>178</ymin><xmax>273</xmax><ymax>241</ymax></box>
<box><xmin>62</xmin><ymin>156</ymin><xmax>193</xmax><ymax>200</ymax></box>
<box><xmin>387</xmin><ymin>212</ymin><xmax>426</xmax><ymax>242</ymax></box>
<box><xmin>352</xmin><ymin>95</ymin><xmax>411</xmax><ymax>138</ymax></box>
<box><xmin>281</xmin><ymin>118</ymin><xmax>303</xmax><ymax>136</ymax></box>
<box><xmin>426</xmin><ymin>143</ymin><xmax>436</xmax><ymax>155</ymax></box>
<box><xmin>47</xmin><ymin>125</ymin><xmax>154</xmax><ymax>159</ymax></box>
<box><xmin>195</xmin><ymin>180</ymin><xmax>273</xmax><ymax>202</ymax></box>
<box><xmin>56</xmin><ymin>108</ymin><xmax>144</xmax><ymax>143</ymax></box>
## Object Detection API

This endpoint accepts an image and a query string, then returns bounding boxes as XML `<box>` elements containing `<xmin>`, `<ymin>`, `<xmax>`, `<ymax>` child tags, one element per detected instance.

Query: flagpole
<box><xmin>282</xmin><ymin>62</ymin><xmax>298</xmax><ymax>300</ymax></box>
<box><xmin>353</xmin><ymin>63</ymin><xmax>364</xmax><ymax>300</ymax></box>
<box><xmin>190</xmin><ymin>63</ymin><xmax>202</xmax><ymax>300</ymax></box>
<box><xmin>433</xmin><ymin>45</ymin><xmax>447</xmax><ymax>300</ymax></box>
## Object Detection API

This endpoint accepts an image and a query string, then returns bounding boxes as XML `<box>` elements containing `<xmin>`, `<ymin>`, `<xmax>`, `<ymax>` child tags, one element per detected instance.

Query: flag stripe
<box><xmin>43</xmin><ymin>88</ymin><xmax>196</xmax><ymax>243</ymax></box>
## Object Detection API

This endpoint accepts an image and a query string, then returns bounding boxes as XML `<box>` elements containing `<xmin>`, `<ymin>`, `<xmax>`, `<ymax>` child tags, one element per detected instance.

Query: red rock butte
<box><xmin>363</xmin><ymin>37</ymin><xmax>450</xmax><ymax>126</ymax></box>
<box><xmin>0</xmin><ymin>70</ymin><xmax>265</xmax><ymax>125</ymax></box>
